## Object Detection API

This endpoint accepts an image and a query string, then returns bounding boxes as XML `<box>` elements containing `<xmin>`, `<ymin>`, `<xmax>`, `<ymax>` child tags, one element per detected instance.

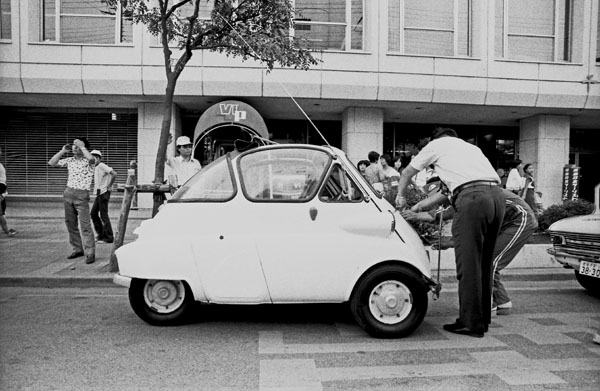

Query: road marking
<box><xmin>258</xmin><ymin>327</ymin><xmax>507</xmax><ymax>355</ymax></box>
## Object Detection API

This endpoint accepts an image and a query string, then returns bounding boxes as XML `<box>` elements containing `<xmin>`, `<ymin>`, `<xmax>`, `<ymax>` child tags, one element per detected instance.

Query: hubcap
<box><xmin>143</xmin><ymin>280</ymin><xmax>185</xmax><ymax>314</ymax></box>
<box><xmin>368</xmin><ymin>280</ymin><xmax>413</xmax><ymax>324</ymax></box>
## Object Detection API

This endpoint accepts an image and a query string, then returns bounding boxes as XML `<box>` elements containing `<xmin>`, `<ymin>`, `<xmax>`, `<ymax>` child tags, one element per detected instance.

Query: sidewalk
<box><xmin>0</xmin><ymin>200</ymin><xmax>148</xmax><ymax>287</ymax></box>
<box><xmin>0</xmin><ymin>200</ymin><xmax>575</xmax><ymax>288</ymax></box>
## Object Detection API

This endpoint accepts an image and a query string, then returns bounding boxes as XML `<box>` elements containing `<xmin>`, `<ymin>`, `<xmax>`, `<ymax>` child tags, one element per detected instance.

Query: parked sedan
<box><xmin>547</xmin><ymin>184</ymin><xmax>600</xmax><ymax>295</ymax></box>
<box><xmin>114</xmin><ymin>144</ymin><xmax>439</xmax><ymax>338</ymax></box>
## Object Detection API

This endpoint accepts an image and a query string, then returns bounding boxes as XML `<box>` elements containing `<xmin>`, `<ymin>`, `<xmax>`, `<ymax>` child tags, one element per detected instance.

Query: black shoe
<box><xmin>67</xmin><ymin>251</ymin><xmax>84</xmax><ymax>259</ymax></box>
<box><xmin>85</xmin><ymin>255</ymin><xmax>96</xmax><ymax>264</ymax></box>
<box><xmin>443</xmin><ymin>321</ymin><xmax>484</xmax><ymax>338</ymax></box>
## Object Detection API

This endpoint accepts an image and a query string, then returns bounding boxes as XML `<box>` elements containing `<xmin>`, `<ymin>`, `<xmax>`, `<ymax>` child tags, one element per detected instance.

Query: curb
<box><xmin>0</xmin><ymin>269</ymin><xmax>575</xmax><ymax>288</ymax></box>
<box><xmin>0</xmin><ymin>276</ymin><xmax>116</xmax><ymax>288</ymax></box>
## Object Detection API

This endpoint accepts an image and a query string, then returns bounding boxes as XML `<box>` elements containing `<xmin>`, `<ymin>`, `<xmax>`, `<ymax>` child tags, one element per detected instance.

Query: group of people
<box><xmin>2</xmin><ymin>134</ymin><xmax>200</xmax><ymax>266</ymax></box>
<box><xmin>45</xmin><ymin>135</ymin><xmax>201</xmax><ymax>265</ymax></box>
<box><xmin>497</xmin><ymin>159</ymin><xmax>543</xmax><ymax>216</ymax></box>
<box><xmin>360</xmin><ymin>128</ymin><xmax>539</xmax><ymax>338</ymax></box>
<box><xmin>48</xmin><ymin>138</ymin><xmax>117</xmax><ymax>265</ymax></box>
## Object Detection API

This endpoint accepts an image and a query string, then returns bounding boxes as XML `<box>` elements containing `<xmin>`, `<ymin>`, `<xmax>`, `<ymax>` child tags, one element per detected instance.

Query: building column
<box><xmin>519</xmin><ymin>115</ymin><xmax>570</xmax><ymax>208</ymax></box>
<box><xmin>342</xmin><ymin>107</ymin><xmax>384</xmax><ymax>164</ymax></box>
<box><xmin>137</xmin><ymin>102</ymin><xmax>182</xmax><ymax>208</ymax></box>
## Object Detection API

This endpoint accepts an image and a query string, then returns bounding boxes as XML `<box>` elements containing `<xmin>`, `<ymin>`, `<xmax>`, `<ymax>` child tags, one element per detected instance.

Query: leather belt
<box><xmin>452</xmin><ymin>180</ymin><xmax>497</xmax><ymax>199</ymax></box>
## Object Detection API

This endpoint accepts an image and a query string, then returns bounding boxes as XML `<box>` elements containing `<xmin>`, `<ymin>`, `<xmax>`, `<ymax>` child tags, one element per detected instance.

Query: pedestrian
<box><xmin>48</xmin><ymin>138</ymin><xmax>96</xmax><ymax>264</ymax></box>
<box><xmin>403</xmin><ymin>180</ymin><xmax>537</xmax><ymax>317</ymax></box>
<box><xmin>90</xmin><ymin>150</ymin><xmax>117</xmax><ymax>244</ymax></box>
<box><xmin>521</xmin><ymin>163</ymin><xmax>539</xmax><ymax>214</ymax></box>
<box><xmin>364</xmin><ymin>151</ymin><xmax>385</xmax><ymax>192</ymax></box>
<box><xmin>393</xmin><ymin>156</ymin><xmax>402</xmax><ymax>172</ymax></box>
<box><xmin>380</xmin><ymin>154</ymin><xmax>401</xmax><ymax>205</ymax></box>
<box><xmin>356</xmin><ymin>160</ymin><xmax>369</xmax><ymax>177</ymax></box>
<box><xmin>166</xmin><ymin>136</ymin><xmax>201</xmax><ymax>187</ymax></box>
<box><xmin>0</xmin><ymin>147</ymin><xmax>17</xmax><ymax>237</ymax></box>
<box><xmin>396</xmin><ymin>127</ymin><xmax>505</xmax><ymax>338</ymax></box>
<box><xmin>496</xmin><ymin>167</ymin><xmax>507</xmax><ymax>188</ymax></box>
<box><xmin>506</xmin><ymin>159</ymin><xmax>524</xmax><ymax>195</ymax></box>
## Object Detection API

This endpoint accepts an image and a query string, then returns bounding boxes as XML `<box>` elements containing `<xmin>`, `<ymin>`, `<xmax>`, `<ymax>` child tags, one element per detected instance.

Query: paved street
<box><xmin>1</xmin><ymin>280</ymin><xmax>598</xmax><ymax>390</ymax></box>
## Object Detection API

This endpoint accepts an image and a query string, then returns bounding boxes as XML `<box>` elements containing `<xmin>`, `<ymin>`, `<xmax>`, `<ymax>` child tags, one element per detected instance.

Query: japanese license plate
<box><xmin>579</xmin><ymin>261</ymin><xmax>600</xmax><ymax>278</ymax></box>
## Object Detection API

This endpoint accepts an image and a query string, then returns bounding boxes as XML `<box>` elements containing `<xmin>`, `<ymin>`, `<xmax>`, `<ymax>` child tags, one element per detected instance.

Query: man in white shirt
<box><xmin>90</xmin><ymin>150</ymin><xmax>117</xmax><ymax>244</ymax></box>
<box><xmin>167</xmin><ymin>136</ymin><xmax>201</xmax><ymax>187</ymax></box>
<box><xmin>396</xmin><ymin>127</ymin><xmax>505</xmax><ymax>338</ymax></box>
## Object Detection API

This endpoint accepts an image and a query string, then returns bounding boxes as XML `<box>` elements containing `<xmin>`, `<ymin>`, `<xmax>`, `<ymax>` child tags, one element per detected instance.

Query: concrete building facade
<box><xmin>1</xmin><ymin>0</ymin><xmax>599</xmax><ymax>208</ymax></box>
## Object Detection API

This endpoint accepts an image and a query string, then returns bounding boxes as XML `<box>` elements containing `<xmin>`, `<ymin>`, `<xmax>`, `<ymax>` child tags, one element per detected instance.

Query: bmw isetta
<box><xmin>114</xmin><ymin>144</ymin><xmax>439</xmax><ymax>338</ymax></box>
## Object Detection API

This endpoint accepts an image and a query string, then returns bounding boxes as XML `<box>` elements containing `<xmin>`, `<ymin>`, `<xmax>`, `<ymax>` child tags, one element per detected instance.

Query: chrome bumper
<box><xmin>547</xmin><ymin>247</ymin><xmax>599</xmax><ymax>269</ymax></box>
<box><xmin>113</xmin><ymin>274</ymin><xmax>132</xmax><ymax>288</ymax></box>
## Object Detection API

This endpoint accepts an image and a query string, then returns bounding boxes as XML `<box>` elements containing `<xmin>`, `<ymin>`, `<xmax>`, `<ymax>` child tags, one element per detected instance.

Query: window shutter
<box><xmin>0</xmin><ymin>109</ymin><xmax>137</xmax><ymax>196</ymax></box>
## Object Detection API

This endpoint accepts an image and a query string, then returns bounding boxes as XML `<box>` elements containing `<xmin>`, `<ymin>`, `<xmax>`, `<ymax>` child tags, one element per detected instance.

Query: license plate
<box><xmin>579</xmin><ymin>261</ymin><xmax>600</xmax><ymax>278</ymax></box>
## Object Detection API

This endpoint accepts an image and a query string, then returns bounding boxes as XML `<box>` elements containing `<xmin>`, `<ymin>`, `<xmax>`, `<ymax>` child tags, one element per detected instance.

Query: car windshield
<box><xmin>170</xmin><ymin>154</ymin><xmax>235</xmax><ymax>202</ymax></box>
<box><xmin>239</xmin><ymin>147</ymin><xmax>331</xmax><ymax>201</ymax></box>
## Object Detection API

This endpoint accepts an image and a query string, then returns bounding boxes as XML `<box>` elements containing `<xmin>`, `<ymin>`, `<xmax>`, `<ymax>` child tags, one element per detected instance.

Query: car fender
<box><xmin>115</xmin><ymin>238</ymin><xmax>207</xmax><ymax>302</ymax></box>
<box><xmin>342</xmin><ymin>241</ymin><xmax>432</xmax><ymax>301</ymax></box>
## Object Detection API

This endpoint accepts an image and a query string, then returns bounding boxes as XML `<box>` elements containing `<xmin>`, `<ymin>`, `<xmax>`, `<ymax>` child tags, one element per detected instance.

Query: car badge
<box><xmin>309</xmin><ymin>207</ymin><xmax>318</xmax><ymax>221</ymax></box>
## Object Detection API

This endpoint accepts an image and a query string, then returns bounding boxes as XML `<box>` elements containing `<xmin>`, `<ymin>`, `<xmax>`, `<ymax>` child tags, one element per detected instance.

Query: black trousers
<box><xmin>452</xmin><ymin>185</ymin><xmax>505</xmax><ymax>331</ymax></box>
<box><xmin>91</xmin><ymin>191</ymin><xmax>114</xmax><ymax>242</ymax></box>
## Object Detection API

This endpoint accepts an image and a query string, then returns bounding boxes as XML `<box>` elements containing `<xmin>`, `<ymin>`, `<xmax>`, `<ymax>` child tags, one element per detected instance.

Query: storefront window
<box><xmin>38</xmin><ymin>0</ymin><xmax>133</xmax><ymax>44</ymax></box>
<box><xmin>294</xmin><ymin>0</ymin><xmax>364</xmax><ymax>51</ymax></box>
<box><xmin>383</xmin><ymin>123</ymin><xmax>518</xmax><ymax>172</ymax></box>
<box><xmin>495</xmin><ymin>0</ymin><xmax>584</xmax><ymax>62</ymax></box>
<box><xmin>388</xmin><ymin>0</ymin><xmax>477</xmax><ymax>57</ymax></box>
<box><xmin>0</xmin><ymin>0</ymin><xmax>10</xmax><ymax>40</ymax></box>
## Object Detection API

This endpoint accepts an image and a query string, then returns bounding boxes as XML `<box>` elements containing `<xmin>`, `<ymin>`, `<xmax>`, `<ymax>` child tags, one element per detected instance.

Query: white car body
<box><xmin>547</xmin><ymin>183</ymin><xmax>600</xmax><ymax>294</ymax></box>
<box><xmin>115</xmin><ymin>144</ymin><xmax>437</xmax><ymax>337</ymax></box>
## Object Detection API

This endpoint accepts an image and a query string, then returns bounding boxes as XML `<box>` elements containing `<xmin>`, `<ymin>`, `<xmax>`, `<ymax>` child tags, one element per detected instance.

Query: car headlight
<box><xmin>550</xmin><ymin>235</ymin><xmax>564</xmax><ymax>245</ymax></box>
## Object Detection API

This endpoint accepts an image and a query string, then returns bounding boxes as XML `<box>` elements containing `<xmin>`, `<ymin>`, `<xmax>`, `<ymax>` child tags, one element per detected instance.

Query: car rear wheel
<box><xmin>129</xmin><ymin>278</ymin><xmax>193</xmax><ymax>326</ymax></box>
<box><xmin>350</xmin><ymin>265</ymin><xmax>428</xmax><ymax>338</ymax></box>
<box><xmin>574</xmin><ymin>271</ymin><xmax>600</xmax><ymax>296</ymax></box>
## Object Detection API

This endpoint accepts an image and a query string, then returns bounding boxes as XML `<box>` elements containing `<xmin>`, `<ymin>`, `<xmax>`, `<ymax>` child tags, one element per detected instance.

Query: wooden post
<box><xmin>109</xmin><ymin>173</ymin><xmax>137</xmax><ymax>272</ymax></box>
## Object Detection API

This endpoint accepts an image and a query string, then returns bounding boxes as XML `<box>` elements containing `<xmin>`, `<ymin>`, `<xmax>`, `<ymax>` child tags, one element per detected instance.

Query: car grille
<box><xmin>550</xmin><ymin>231</ymin><xmax>600</xmax><ymax>259</ymax></box>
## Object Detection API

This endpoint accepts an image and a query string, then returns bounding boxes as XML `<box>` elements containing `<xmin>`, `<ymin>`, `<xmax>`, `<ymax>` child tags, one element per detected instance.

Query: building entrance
<box><xmin>191</xmin><ymin>100</ymin><xmax>270</xmax><ymax>166</ymax></box>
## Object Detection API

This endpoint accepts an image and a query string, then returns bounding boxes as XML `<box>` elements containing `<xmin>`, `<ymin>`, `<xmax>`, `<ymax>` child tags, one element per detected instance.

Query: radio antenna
<box><xmin>216</xmin><ymin>11</ymin><xmax>331</xmax><ymax>148</ymax></box>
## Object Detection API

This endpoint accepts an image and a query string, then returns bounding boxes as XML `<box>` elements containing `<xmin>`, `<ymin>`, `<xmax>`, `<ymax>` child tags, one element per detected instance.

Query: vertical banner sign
<box><xmin>562</xmin><ymin>164</ymin><xmax>580</xmax><ymax>201</ymax></box>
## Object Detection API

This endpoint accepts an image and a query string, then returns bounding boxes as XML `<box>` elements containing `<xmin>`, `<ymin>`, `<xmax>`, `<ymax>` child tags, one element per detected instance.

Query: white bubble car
<box><xmin>114</xmin><ymin>144</ymin><xmax>439</xmax><ymax>338</ymax></box>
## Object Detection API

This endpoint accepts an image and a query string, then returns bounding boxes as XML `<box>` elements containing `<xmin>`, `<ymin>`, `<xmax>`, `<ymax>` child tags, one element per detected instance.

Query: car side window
<box><xmin>239</xmin><ymin>148</ymin><xmax>330</xmax><ymax>202</ymax></box>
<box><xmin>319</xmin><ymin>165</ymin><xmax>363</xmax><ymax>203</ymax></box>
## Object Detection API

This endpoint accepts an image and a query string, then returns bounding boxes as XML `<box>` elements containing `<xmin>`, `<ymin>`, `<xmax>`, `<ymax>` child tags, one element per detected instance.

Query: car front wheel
<box><xmin>129</xmin><ymin>278</ymin><xmax>193</xmax><ymax>326</ymax></box>
<box><xmin>574</xmin><ymin>271</ymin><xmax>600</xmax><ymax>296</ymax></box>
<box><xmin>350</xmin><ymin>265</ymin><xmax>428</xmax><ymax>338</ymax></box>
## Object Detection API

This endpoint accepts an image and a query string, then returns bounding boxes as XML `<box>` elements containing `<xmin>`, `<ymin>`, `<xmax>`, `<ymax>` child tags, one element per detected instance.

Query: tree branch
<box><xmin>165</xmin><ymin>0</ymin><xmax>194</xmax><ymax>20</ymax></box>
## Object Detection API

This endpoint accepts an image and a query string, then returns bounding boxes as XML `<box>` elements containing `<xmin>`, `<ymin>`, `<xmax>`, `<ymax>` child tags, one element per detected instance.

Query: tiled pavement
<box><xmin>256</xmin><ymin>309</ymin><xmax>600</xmax><ymax>390</ymax></box>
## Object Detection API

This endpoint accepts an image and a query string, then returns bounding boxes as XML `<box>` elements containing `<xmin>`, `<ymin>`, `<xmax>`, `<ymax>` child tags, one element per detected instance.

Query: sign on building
<box><xmin>562</xmin><ymin>164</ymin><xmax>580</xmax><ymax>201</ymax></box>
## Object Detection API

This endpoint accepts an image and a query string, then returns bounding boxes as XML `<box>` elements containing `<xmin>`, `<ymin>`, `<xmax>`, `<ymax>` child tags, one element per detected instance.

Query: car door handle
<box><xmin>309</xmin><ymin>207</ymin><xmax>318</xmax><ymax>221</ymax></box>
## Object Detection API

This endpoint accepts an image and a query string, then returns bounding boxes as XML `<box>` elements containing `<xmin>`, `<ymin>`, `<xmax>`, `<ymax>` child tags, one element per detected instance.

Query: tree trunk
<box><xmin>151</xmin><ymin>76</ymin><xmax>177</xmax><ymax>217</ymax></box>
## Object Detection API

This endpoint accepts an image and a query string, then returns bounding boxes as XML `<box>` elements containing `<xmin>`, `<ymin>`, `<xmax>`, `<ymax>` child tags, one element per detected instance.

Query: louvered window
<box><xmin>0</xmin><ymin>109</ymin><xmax>137</xmax><ymax>196</ymax></box>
